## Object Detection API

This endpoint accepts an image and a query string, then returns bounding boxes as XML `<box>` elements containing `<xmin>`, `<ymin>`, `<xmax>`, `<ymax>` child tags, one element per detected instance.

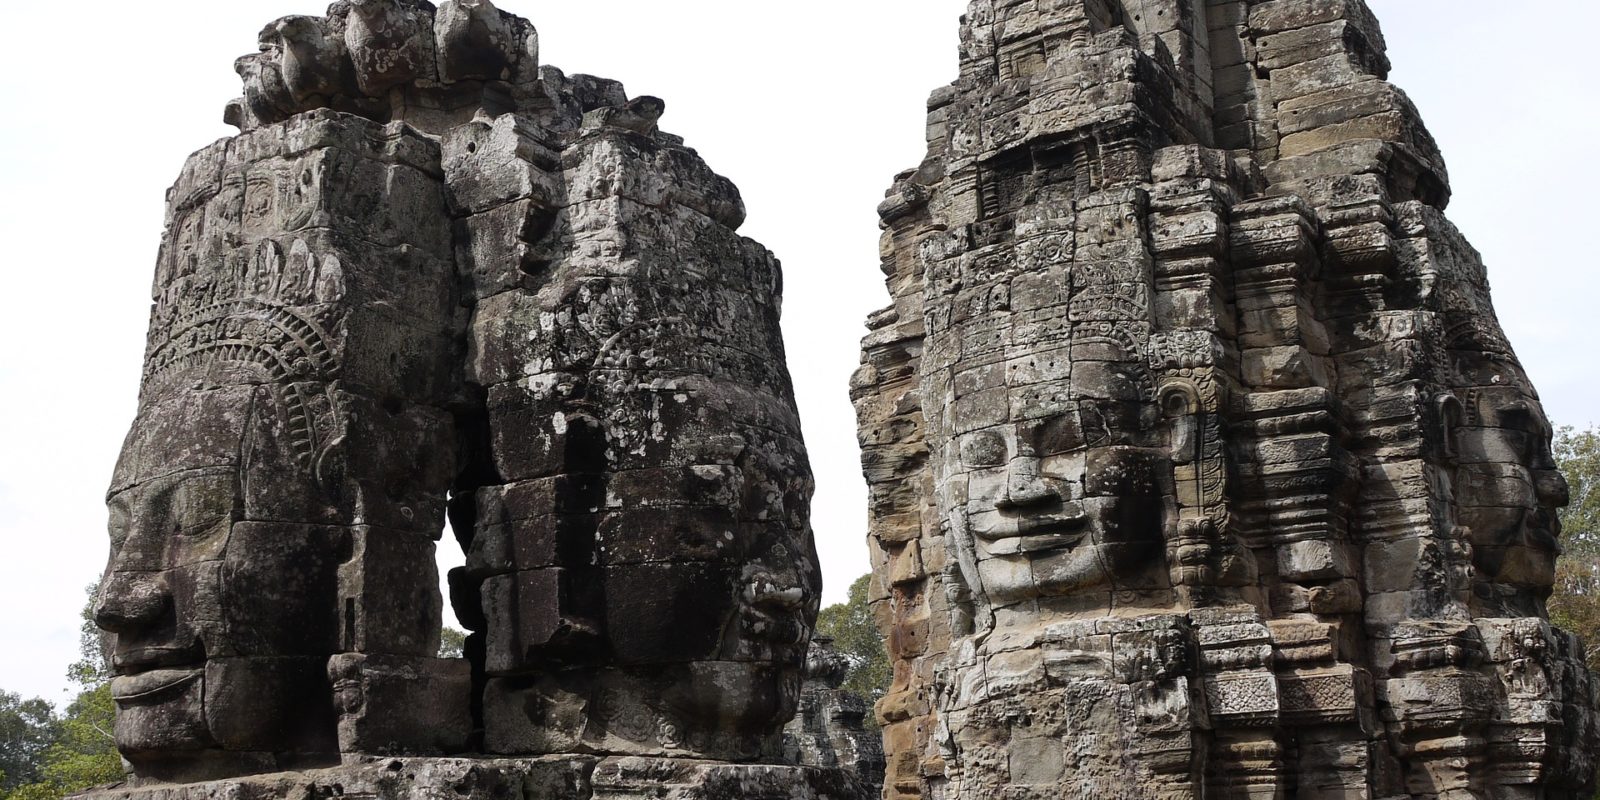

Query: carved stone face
<box><xmin>474</xmin><ymin>278</ymin><xmax>817</xmax><ymax>757</ymax></box>
<box><xmin>1453</xmin><ymin>385</ymin><xmax>1570</xmax><ymax>597</ymax></box>
<box><xmin>935</xmin><ymin>335</ymin><xmax>1166</xmax><ymax>611</ymax></box>
<box><xmin>606</xmin><ymin>395</ymin><xmax>815</xmax><ymax>746</ymax></box>
<box><xmin>98</xmin><ymin>389</ymin><xmax>342</xmax><ymax>771</ymax></box>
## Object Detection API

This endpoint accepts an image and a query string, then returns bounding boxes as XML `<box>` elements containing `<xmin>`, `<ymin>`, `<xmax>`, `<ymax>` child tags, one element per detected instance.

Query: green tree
<box><xmin>3</xmin><ymin>584</ymin><xmax>121</xmax><ymax>800</ymax></box>
<box><xmin>439</xmin><ymin>627</ymin><xmax>467</xmax><ymax>659</ymax></box>
<box><xmin>65</xmin><ymin>584</ymin><xmax>109</xmax><ymax>691</ymax></box>
<box><xmin>1556</xmin><ymin>426</ymin><xmax>1600</xmax><ymax>556</ymax></box>
<box><xmin>0</xmin><ymin>692</ymin><xmax>57</xmax><ymax>791</ymax></box>
<box><xmin>1550</xmin><ymin>425</ymin><xmax>1600</xmax><ymax>670</ymax></box>
<box><xmin>815</xmin><ymin>574</ymin><xmax>891</xmax><ymax>705</ymax></box>
<box><xmin>5</xmin><ymin>688</ymin><xmax>120</xmax><ymax>800</ymax></box>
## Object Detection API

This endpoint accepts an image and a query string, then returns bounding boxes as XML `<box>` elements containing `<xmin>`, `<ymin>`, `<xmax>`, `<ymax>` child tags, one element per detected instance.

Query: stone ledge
<box><xmin>73</xmin><ymin>756</ymin><xmax>871</xmax><ymax>800</ymax></box>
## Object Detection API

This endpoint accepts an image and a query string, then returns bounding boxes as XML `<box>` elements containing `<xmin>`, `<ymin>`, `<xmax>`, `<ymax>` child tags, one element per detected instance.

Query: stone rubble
<box><xmin>853</xmin><ymin>1</ymin><xmax>1598</xmax><ymax>798</ymax></box>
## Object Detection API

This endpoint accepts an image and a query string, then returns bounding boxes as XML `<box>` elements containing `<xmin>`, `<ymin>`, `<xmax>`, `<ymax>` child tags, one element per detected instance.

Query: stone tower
<box><xmin>91</xmin><ymin>2</ymin><xmax>865</xmax><ymax>798</ymax></box>
<box><xmin>853</xmin><ymin>1</ymin><xmax>1598</xmax><ymax>798</ymax></box>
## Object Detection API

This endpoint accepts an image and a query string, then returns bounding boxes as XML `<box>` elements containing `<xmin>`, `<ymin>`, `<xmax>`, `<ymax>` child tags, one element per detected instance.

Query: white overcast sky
<box><xmin>1</xmin><ymin>1</ymin><xmax>1596</xmax><ymax>705</ymax></box>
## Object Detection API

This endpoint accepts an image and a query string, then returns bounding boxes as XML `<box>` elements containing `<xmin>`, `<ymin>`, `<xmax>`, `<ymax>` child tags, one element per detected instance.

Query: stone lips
<box><xmin>855</xmin><ymin>0</ymin><xmax>1597</xmax><ymax>798</ymax></box>
<box><xmin>89</xmin><ymin>2</ymin><xmax>868</xmax><ymax>797</ymax></box>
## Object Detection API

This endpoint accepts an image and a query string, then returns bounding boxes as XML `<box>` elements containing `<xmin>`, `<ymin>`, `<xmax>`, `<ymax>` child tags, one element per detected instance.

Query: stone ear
<box><xmin>939</xmin><ymin>522</ymin><xmax>984</xmax><ymax>637</ymax></box>
<box><xmin>1158</xmin><ymin>381</ymin><xmax>1202</xmax><ymax>464</ymax></box>
<box><xmin>1434</xmin><ymin>393</ymin><xmax>1465</xmax><ymax>464</ymax></box>
<box><xmin>313</xmin><ymin>434</ymin><xmax>349</xmax><ymax>492</ymax></box>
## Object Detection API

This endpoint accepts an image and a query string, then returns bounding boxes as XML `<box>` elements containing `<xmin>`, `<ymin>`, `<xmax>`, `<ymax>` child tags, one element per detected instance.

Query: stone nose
<box><xmin>1535</xmin><ymin>469</ymin><xmax>1570</xmax><ymax>509</ymax></box>
<box><xmin>94</xmin><ymin>571</ymin><xmax>170</xmax><ymax>635</ymax></box>
<box><xmin>997</xmin><ymin>457</ymin><xmax>1061</xmax><ymax>510</ymax></box>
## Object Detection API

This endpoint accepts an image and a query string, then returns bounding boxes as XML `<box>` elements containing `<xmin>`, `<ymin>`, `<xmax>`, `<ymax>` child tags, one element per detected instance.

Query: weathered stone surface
<box><xmin>783</xmin><ymin>638</ymin><xmax>886</xmax><ymax>793</ymax></box>
<box><xmin>92</xmin><ymin>3</ymin><xmax>850</xmax><ymax>797</ymax></box>
<box><xmin>855</xmin><ymin>2</ymin><xmax>1597</xmax><ymax>798</ymax></box>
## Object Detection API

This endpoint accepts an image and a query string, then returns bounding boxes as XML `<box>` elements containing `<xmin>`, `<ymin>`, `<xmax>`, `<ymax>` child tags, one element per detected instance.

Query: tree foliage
<box><xmin>4</xmin><ymin>687</ymin><xmax>120</xmax><ymax>800</ymax></box>
<box><xmin>1549</xmin><ymin>426</ymin><xmax>1600</xmax><ymax>670</ymax></box>
<box><xmin>439</xmin><ymin>627</ymin><xmax>467</xmax><ymax>659</ymax></box>
<box><xmin>0</xmin><ymin>693</ymin><xmax>56</xmax><ymax>791</ymax></box>
<box><xmin>1</xmin><ymin>584</ymin><xmax>121</xmax><ymax>800</ymax></box>
<box><xmin>65</xmin><ymin>587</ymin><xmax>109</xmax><ymax>692</ymax></box>
<box><xmin>815</xmin><ymin>574</ymin><xmax>891</xmax><ymax>706</ymax></box>
<box><xmin>1556</xmin><ymin>426</ymin><xmax>1600</xmax><ymax>557</ymax></box>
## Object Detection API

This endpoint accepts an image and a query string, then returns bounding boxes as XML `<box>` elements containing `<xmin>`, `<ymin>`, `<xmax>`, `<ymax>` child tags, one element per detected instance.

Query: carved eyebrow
<box><xmin>1497</xmin><ymin>403</ymin><xmax>1546</xmax><ymax>435</ymax></box>
<box><xmin>1030</xmin><ymin>410</ymin><xmax>1086</xmax><ymax>454</ymax></box>
<box><xmin>962</xmin><ymin>430</ymin><xmax>1010</xmax><ymax>464</ymax></box>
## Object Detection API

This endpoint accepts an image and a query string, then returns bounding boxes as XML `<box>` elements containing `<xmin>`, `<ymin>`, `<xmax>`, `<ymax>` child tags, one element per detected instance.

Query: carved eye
<box><xmin>1497</xmin><ymin>402</ymin><xmax>1547</xmax><ymax>461</ymax></box>
<box><xmin>1034</xmin><ymin>413</ymin><xmax>1086</xmax><ymax>455</ymax></box>
<box><xmin>1077</xmin><ymin>403</ymin><xmax>1111</xmax><ymax>447</ymax></box>
<box><xmin>1499</xmin><ymin>402</ymin><xmax>1533</xmax><ymax>428</ymax></box>
<box><xmin>960</xmin><ymin>430</ymin><xmax>1008</xmax><ymax>468</ymax></box>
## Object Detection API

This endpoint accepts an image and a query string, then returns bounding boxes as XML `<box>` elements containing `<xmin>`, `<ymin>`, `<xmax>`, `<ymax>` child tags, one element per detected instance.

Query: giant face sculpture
<box><xmin>465</xmin><ymin>244</ymin><xmax>819</xmax><ymax>759</ymax></box>
<box><xmin>97</xmin><ymin>388</ymin><xmax>347</xmax><ymax>777</ymax></box>
<box><xmin>96</xmin><ymin>104</ymin><xmax>459</xmax><ymax>776</ymax></box>
<box><xmin>928</xmin><ymin>193</ymin><xmax>1171</xmax><ymax>621</ymax></box>
<box><xmin>859</xmin><ymin>2</ymin><xmax>1600</xmax><ymax>797</ymax></box>
<box><xmin>940</xmin><ymin>368</ymin><xmax>1167</xmax><ymax>609</ymax></box>
<box><xmin>1450</xmin><ymin>383</ymin><xmax>1570</xmax><ymax>613</ymax></box>
<box><xmin>102</xmin><ymin>4</ymin><xmax>822</xmax><ymax>780</ymax></box>
<box><xmin>1440</xmin><ymin>277</ymin><xmax>1571</xmax><ymax>615</ymax></box>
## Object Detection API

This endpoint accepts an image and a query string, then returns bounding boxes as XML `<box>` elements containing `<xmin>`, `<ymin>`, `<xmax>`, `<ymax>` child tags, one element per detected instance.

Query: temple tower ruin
<box><xmin>853</xmin><ymin>1</ymin><xmax>1597</xmax><ymax>797</ymax></box>
<box><xmin>91</xmin><ymin>2</ymin><xmax>867</xmax><ymax>797</ymax></box>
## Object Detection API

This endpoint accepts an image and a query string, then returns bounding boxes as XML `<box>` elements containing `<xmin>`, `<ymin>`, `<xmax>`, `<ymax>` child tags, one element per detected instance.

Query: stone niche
<box><xmin>854</xmin><ymin>1</ymin><xmax>1598</xmax><ymax>798</ymax></box>
<box><xmin>86</xmin><ymin>2</ymin><xmax>870</xmax><ymax>798</ymax></box>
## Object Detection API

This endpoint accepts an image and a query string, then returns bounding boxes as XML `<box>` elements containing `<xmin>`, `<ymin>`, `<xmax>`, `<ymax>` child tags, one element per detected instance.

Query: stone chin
<box><xmin>1471</xmin><ymin>508</ymin><xmax>1561</xmax><ymax>592</ymax></box>
<box><xmin>736</xmin><ymin>573</ymin><xmax>811</xmax><ymax>664</ymax></box>
<box><xmin>111</xmin><ymin>668</ymin><xmax>210</xmax><ymax>756</ymax></box>
<box><xmin>667</xmin><ymin>661</ymin><xmax>802</xmax><ymax>738</ymax></box>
